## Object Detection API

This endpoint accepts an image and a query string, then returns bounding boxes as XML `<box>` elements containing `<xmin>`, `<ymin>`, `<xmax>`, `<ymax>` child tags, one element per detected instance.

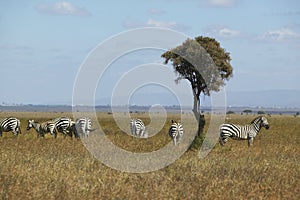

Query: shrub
<box><xmin>226</xmin><ymin>111</ymin><xmax>235</xmax><ymax>115</ymax></box>
<box><xmin>257</xmin><ymin>110</ymin><xmax>266</xmax><ymax>115</ymax></box>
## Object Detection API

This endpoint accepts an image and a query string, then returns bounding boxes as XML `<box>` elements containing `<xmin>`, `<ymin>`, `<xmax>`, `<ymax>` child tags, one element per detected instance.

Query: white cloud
<box><xmin>35</xmin><ymin>2</ymin><xmax>92</xmax><ymax>17</ymax></box>
<box><xmin>147</xmin><ymin>19</ymin><xmax>176</xmax><ymax>28</ymax></box>
<box><xmin>218</xmin><ymin>28</ymin><xmax>240</xmax><ymax>38</ymax></box>
<box><xmin>206</xmin><ymin>0</ymin><xmax>236</xmax><ymax>7</ymax></box>
<box><xmin>204</xmin><ymin>26</ymin><xmax>241</xmax><ymax>39</ymax></box>
<box><xmin>123</xmin><ymin>18</ymin><xmax>190</xmax><ymax>31</ymax></box>
<box><xmin>259</xmin><ymin>28</ymin><xmax>300</xmax><ymax>42</ymax></box>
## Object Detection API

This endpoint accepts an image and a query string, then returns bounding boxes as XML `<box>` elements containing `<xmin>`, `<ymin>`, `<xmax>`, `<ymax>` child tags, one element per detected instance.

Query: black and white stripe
<box><xmin>0</xmin><ymin>117</ymin><xmax>21</xmax><ymax>137</ymax></box>
<box><xmin>72</xmin><ymin>117</ymin><xmax>93</xmax><ymax>138</ymax></box>
<box><xmin>27</xmin><ymin>119</ymin><xmax>56</xmax><ymax>138</ymax></box>
<box><xmin>130</xmin><ymin>119</ymin><xmax>147</xmax><ymax>138</ymax></box>
<box><xmin>53</xmin><ymin>117</ymin><xmax>74</xmax><ymax>138</ymax></box>
<box><xmin>169</xmin><ymin>120</ymin><xmax>183</xmax><ymax>145</ymax></box>
<box><xmin>219</xmin><ymin>116</ymin><xmax>270</xmax><ymax>146</ymax></box>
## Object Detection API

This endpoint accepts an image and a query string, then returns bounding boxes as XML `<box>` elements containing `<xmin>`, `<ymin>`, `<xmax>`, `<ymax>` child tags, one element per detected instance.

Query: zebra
<box><xmin>130</xmin><ymin>119</ymin><xmax>147</xmax><ymax>138</ymax></box>
<box><xmin>169</xmin><ymin>120</ymin><xmax>183</xmax><ymax>146</ymax></box>
<box><xmin>219</xmin><ymin>116</ymin><xmax>270</xmax><ymax>147</ymax></box>
<box><xmin>27</xmin><ymin>119</ymin><xmax>57</xmax><ymax>138</ymax></box>
<box><xmin>71</xmin><ymin>117</ymin><xmax>94</xmax><ymax>138</ymax></box>
<box><xmin>52</xmin><ymin>117</ymin><xmax>74</xmax><ymax>138</ymax></box>
<box><xmin>0</xmin><ymin>117</ymin><xmax>21</xmax><ymax>137</ymax></box>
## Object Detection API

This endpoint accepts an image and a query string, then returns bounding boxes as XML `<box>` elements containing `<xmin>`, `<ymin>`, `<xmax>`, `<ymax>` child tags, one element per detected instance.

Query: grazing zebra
<box><xmin>72</xmin><ymin>117</ymin><xmax>94</xmax><ymax>138</ymax></box>
<box><xmin>219</xmin><ymin>116</ymin><xmax>270</xmax><ymax>147</ymax></box>
<box><xmin>0</xmin><ymin>117</ymin><xmax>21</xmax><ymax>137</ymax></box>
<box><xmin>53</xmin><ymin>117</ymin><xmax>74</xmax><ymax>138</ymax></box>
<box><xmin>130</xmin><ymin>119</ymin><xmax>147</xmax><ymax>138</ymax></box>
<box><xmin>27</xmin><ymin>119</ymin><xmax>57</xmax><ymax>138</ymax></box>
<box><xmin>169</xmin><ymin>120</ymin><xmax>183</xmax><ymax>145</ymax></box>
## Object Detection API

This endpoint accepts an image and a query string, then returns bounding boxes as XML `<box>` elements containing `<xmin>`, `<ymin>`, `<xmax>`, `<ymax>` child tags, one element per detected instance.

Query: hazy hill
<box><xmin>226</xmin><ymin>90</ymin><xmax>300</xmax><ymax>108</ymax></box>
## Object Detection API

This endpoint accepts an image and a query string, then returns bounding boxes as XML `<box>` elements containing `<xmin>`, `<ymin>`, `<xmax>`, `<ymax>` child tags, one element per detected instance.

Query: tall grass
<box><xmin>0</xmin><ymin>112</ymin><xmax>299</xmax><ymax>199</ymax></box>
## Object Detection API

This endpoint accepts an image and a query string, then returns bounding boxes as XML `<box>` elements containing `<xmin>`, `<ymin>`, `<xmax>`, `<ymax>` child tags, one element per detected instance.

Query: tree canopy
<box><xmin>161</xmin><ymin>36</ymin><xmax>233</xmax><ymax>99</ymax></box>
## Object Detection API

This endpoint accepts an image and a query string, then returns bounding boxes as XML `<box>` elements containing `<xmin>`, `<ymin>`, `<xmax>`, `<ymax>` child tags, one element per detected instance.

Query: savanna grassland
<box><xmin>0</xmin><ymin>112</ymin><xmax>299</xmax><ymax>199</ymax></box>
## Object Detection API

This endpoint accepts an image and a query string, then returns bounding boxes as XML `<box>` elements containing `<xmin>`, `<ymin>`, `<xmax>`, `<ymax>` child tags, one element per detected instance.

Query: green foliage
<box><xmin>243</xmin><ymin>109</ymin><xmax>252</xmax><ymax>114</ymax></box>
<box><xmin>226</xmin><ymin>111</ymin><xmax>235</xmax><ymax>114</ymax></box>
<box><xmin>257</xmin><ymin>110</ymin><xmax>266</xmax><ymax>115</ymax></box>
<box><xmin>161</xmin><ymin>36</ymin><xmax>233</xmax><ymax>97</ymax></box>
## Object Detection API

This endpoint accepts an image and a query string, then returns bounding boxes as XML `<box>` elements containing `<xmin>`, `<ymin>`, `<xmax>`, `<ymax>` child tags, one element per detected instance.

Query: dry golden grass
<box><xmin>0</xmin><ymin>112</ymin><xmax>299</xmax><ymax>199</ymax></box>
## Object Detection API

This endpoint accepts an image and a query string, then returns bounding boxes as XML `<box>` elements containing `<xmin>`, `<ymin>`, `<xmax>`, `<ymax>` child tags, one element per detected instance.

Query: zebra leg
<box><xmin>67</xmin><ymin>130</ymin><xmax>73</xmax><ymax>138</ymax></box>
<box><xmin>67</xmin><ymin>130</ymin><xmax>74</xmax><ymax>138</ymax></box>
<box><xmin>51</xmin><ymin>131</ymin><xmax>57</xmax><ymax>138</ymax></box>
<box><xmin>12</xmin><ymin>130</ymin><xmax>18</xmax><ymax>136</ymax></box>
<box><xmin>74</xmin><ymin>129</ymin><xmax>80</xmax><ymax>138</ymax></box>
<box><xmin>63</xmin><ymin>131</ymin><xmax>67</xmax><ymax>138</ymax></box>
<box><xmin>0</xmin><ymin>130</ymin><xmax>2</xmax><ymax>137</ymax></box>
<box><xmin>248</xmin><ymin>137</ymin><xmax>254</xmax><ymax>147</ymax></box>
<box><xmin>85</xmin><ymin>130</ymin><xmax>89</xmax><ymax>138</ymax></box>
<box><xmin>37</xmin><ymin>132</ymin><xmax>43</xmax><ymax>138</ymax></box>
<box><xmin>15</xmin><ymin>128</ymin><xmax>20</xmax><ymax>135</ymax></box>
<box><xmin>141</xmin><ymin>127</ymin><xmax>147</xmax><ymax>138</ymax></box>
<box><xmin>53</xmin><ymin>128</ymin><xmax>58</xmax><ymax>139</ymax></box>
<box><xmin>219</xmin><ymin>136</ymin><xmax>223</xmax><ymax>145</ymax></box>
<box><xmin>219</xmin><ymin>134</ymin><xmax>226</xmax><ymax>146</ymax></box>
<box><xmin>50</xmin><ymin>131</ymin><xmax>56</xmax><ymax>139</ymax></box>
<box><xmin>176</xmin><ymin>135</ymin><xmax>181</xmax><ymax>145</ymax></box>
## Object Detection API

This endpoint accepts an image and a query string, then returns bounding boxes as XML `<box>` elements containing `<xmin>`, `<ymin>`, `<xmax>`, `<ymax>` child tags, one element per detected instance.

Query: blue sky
<box><xmin>0</xmin><ymin>0</ymin><xmax>299</xmax><ymax>105</ymax></box>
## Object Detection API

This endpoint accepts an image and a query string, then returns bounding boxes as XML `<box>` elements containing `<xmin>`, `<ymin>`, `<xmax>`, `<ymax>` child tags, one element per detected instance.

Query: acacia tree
<box><xmin>161</xmin><ymin>36</ymin><xmax>233</xmax><ymax>137</ymax></box>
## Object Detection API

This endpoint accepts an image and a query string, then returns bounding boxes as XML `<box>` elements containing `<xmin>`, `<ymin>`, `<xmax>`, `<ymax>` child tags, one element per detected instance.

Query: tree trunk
<box><xmin>192</xmin><ymin>91</ymin><xmax>205</xmax><ymax>137</ymax></box>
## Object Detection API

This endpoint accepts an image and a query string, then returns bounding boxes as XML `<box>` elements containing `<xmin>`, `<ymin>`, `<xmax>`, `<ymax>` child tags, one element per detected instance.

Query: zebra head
<box><xmin>251</xmin><ymin>116</ymin><xmax>270</xmax><ymax>130</ymax></box>
<box><xmin>260</xmin><ymin>116</ymin><xmax>270</xmax><ymax>129</ymax></box>
<box><xmin>27</xmin><ymin>120</ymin><xmax>35</xmax><ymax>130</ymax></box>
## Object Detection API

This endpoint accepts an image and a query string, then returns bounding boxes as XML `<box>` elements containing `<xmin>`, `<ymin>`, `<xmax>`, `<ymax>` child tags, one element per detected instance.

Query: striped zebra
<box><xmin>27</xmin><ymin>119</ymin><xmax>57</xmax><ymax>138</ymax></box>
<box><xmin>53</xmin><ymin>117</ymin><xmax>74</xmax><ymax>138</ymax></box>
<box><xmin>219</xmin><ymin>116</ymin><xmax>270</xmax><ymax>146</ymax></box>
<box><xmin>169</xmin><ymin>120</ymin><xmax>183</xmax><ymax>145</ymax></box>
<box><xmin>0</xmin><ymin>117</ymin><xmax>21</xmax><ymax>137</ymax></box>
<box><xmin>71</xmin><ymin>117</ymin><xmax>94</xmax><ymax>138</ymax></box>
<box><xmin>130</xmin><ymin>119</ymin><xmax>147</xmax><ymax>138</ymax></box>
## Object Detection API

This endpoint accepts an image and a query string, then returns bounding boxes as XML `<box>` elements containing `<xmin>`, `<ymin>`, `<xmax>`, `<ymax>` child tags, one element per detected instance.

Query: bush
<box><xmin>257</xmin><ymin>110</ymin><xmax>266</xmax><ymax>115</ymax></box>
<box><xmin>243</xmin><ymin>109</ymin><xmax>252</xmax><ymax>115</ymax></box>
<box><xmin>226</xmin><ymin>111</ymin><xmax>235</xmax><ymax>115</ymax></box>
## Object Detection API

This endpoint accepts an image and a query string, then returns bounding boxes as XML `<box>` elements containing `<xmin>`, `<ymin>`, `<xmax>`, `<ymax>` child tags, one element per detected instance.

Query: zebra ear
<box><xmin>171</xmin><ymin>120</ymin><xmax>174</xmax><ymax>123</ymax></box>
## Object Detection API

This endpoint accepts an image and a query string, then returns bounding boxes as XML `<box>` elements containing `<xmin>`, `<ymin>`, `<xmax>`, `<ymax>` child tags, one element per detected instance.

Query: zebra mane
<box><xmin>250</xmin><ymin>116</ymin><xmax>263</xmax><ymax>124</ymax></box>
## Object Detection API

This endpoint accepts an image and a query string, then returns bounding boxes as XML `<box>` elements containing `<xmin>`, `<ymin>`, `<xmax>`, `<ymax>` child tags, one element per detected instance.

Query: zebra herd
<box><xmin>130</xmin><ymin>118</ymin><xmax>184</xmax><ymax>145</ymax></box>
<box><xmin>1</xmin><ymin>115</ymin><xmax>270</xmax><ymax>147</ymax></box>
<box><xmin>128</xmin><ymin>116</ymin><xmax>270</xmax><ymax>147</ymax></box>
<box><xmin>0</xmin><ymin>116</ymin><xmax>93</xmax><ymax>139</ymax></box>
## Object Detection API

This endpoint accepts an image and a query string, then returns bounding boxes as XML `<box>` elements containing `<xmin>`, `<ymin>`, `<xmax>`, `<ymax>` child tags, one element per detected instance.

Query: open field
<box><xmin>0</xmin><ymin>112</ymin><xmax>299</xmax><ymax>199</ymax></box>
